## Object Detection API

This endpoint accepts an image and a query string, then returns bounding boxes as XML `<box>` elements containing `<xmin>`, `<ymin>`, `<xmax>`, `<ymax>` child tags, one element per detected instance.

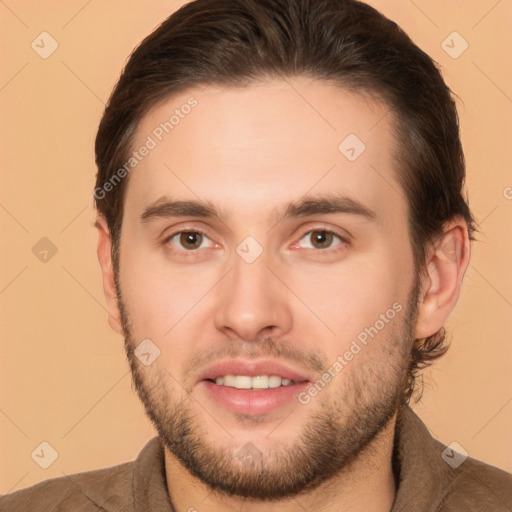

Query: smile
<box><xmin>208</xmin><ymin>375</ymin><xmax>296</xmax><ymax>389</ymax></box>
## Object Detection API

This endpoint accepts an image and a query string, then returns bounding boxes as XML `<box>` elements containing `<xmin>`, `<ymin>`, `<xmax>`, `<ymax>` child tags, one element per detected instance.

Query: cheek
<box><xmin>118</xmin><ymin>272</ymin><xmax>192</xmax><ymax>386</ymax></box>
<box><xmin>117</xmin><ymin>243</ymin><xmax>225</xmax><ymax>377</ymax></box>
<box><xmin>118</xmin><ymin>232</ymin><xmax>210</xmax><ymax>332</ymax></box>
<box><xmin>284</xmin><ymin>254</ymin><xmax>413</xmax><ymax>352</ymax></box>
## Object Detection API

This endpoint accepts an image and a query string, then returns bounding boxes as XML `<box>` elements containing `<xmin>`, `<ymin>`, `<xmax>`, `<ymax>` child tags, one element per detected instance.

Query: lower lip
<box><xmin>200</xmin><ymin>380</ymin><xmax>309</xmax><ymax>416</ymax></box>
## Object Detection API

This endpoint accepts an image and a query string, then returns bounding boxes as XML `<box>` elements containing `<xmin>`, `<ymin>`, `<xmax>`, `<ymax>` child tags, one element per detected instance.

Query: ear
<box><xmin>415</xmin><ymin>217</ymin><xmax>471</xmax><ymax>339</ymax></box>
<box><xmin>96</xmin><ymin>215</ymin><xmax>123</xmax><ymax>334</ymax></box>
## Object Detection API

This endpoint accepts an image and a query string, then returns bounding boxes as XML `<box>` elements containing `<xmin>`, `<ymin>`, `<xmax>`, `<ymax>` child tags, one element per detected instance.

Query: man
<box><xmin>1</xmin><ymin>0</ymin><xmax>511</xmax><ymax>510</ymax></box>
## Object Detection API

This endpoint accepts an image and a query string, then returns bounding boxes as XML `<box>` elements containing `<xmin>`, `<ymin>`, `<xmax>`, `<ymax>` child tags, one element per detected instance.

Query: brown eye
<box><xmin>297</xmin><ymin>230</ymin><xmax>343</xmax><ymax>251</ymax></box>
<box><xmin>179</xmin><ymin>231</ymin><xmax>203</xmax><ymax>250</ymax></box>
<box><xmin>165</xmin><ymin>231</ymin><xmax>215</xmax><ymax>254</ymax></box>
<box><xmin>165</xmin><ymin>230</ymin><xmax>216</xmax><ymax>255</ymax></box>
<box><xmin>310</xmin><ymin>231</ymin><xmax>334</xmax><ymax>249</ymax></box>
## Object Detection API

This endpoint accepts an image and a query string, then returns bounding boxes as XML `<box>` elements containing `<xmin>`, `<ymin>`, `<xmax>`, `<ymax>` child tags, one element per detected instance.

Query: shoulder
<box><xmin>393</xmin><ymin>407</ymin><xmax>512</xmax><ymax>512</ymax></box>
<box><xmin>436</xmin><ymin>446</ymin><xmax>512</xmax><ymax>511</ymax></box>
<box><xmin>0</xmin><ymin>460</ymin><xmax>135</xmax><ymax>512</ymax></box>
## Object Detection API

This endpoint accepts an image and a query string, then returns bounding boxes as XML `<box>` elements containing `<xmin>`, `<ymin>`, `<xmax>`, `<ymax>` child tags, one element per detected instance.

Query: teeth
<box><xmin>252</xmin><ymin>376</ymin><xmax>269</xmax><ymax>389</ymax></box>
<box><xmin>214</xmin><ymin>375</ymin><xmax>295</xmax><ymax>389</ymax></box>
<box><xmin>234</xmin><ymin>376</ymin><xmax>252</xmax><ymax>389</ymax></box>
<box><xmin>268</xmin><ymin>375</ymin><xmax>282</xmax><ymax>388</ymax></box>
<box><xmin>223</xmin><ymin>375</ymin><xmax>235</xmax><ymax>387</ymax></box>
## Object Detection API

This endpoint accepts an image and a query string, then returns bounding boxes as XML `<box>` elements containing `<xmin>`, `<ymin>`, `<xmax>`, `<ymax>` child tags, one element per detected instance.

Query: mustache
<box><xmin>183</xmin><ymin>337</ymin><xmax>327</xmax><ymax>377</ymax></box>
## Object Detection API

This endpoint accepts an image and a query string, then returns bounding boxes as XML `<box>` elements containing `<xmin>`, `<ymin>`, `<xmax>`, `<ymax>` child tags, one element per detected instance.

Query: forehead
<box><xmin>125</xmin><ymin>78</ymin><xmax>404</xmax><ymax>225</ymax></box>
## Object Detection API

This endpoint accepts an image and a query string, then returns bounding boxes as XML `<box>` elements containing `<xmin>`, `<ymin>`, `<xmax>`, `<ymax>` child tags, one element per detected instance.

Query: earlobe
<box><xmin>415</xmin><ymin>218</ymin><xmax>471</xmax><ymax>339</ymax></box>
<box><xmin>96</xmin><ymin>216</ymin><xmax>124</xmax><ymax>335</ymax></box>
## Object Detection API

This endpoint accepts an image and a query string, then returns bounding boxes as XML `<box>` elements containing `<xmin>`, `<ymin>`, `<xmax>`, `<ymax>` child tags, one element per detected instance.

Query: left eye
<box><xmin>297</xmin><ymin>230</ymin><xmax>343</xmax><ymax>250</ymax></box>
<box><xmin>167</xmin><ymin>231</ymin><xmax>215</xmax><ymax>251</ymax></box>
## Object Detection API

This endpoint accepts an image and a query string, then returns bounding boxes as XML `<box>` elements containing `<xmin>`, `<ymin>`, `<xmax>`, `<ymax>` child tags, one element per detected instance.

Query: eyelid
<box><xmin>161</xmin><ymin>222</ymin><xmax>213</xmax><ymax>242</ymax></box>
<box><xmin>305</xmin><ymin>227</ymin><xmax>349</xmax><ymax>241</ymax></box>
<box><xmin>162</xmin><ymin>227</ymin><xmax>219</xmax><ymax>253</ymax></box>
<box><xmin>161</xmin><ymin>224</ymin><xmax>350</xmax><ymax>255</ymax></box>
<box><xmin>292</xmin><ymin>226</ymin><xmax>351</xmax><ymax>249</ymax></box>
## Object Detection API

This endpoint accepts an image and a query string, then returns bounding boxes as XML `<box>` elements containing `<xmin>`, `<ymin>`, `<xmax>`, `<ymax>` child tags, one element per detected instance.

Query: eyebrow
<box><xmin>140</xmin><ymin>194</ymin><xmax>377</xmax><ymax>224</ymax></box>
<box><xmin>141</xmin><ymin>198</ymin><xmax>220</xmax><ymax>223</ymax></box>
<box><xmin>280</xmin><ymin>195</ymin><xmax>376</xmax><ymax>221</ymax></box>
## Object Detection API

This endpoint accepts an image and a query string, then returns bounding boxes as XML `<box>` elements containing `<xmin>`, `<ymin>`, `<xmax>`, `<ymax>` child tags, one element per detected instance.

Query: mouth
<box><xmin>206</xmin><ymin>375</ymin><xmax>299</xmax><ymax>390</ymax></box>
<box><xmin>197</xmin><ymin>359</ymin><xmax>312</xmax><ymax>416</ymax></box>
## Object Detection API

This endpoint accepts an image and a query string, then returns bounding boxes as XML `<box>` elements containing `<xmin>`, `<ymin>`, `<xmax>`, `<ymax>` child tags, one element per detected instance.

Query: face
<box><xmin>113</xmin><ymin>78</ymin><xmax>419</xmax><ymax>499</ymax></box>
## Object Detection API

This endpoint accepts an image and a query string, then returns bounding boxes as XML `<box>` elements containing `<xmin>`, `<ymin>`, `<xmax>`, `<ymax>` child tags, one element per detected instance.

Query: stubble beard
<box><xmin>116</xmin><ymin>275</ymin><xmax>419</xmax><ymax>500</ymax></box>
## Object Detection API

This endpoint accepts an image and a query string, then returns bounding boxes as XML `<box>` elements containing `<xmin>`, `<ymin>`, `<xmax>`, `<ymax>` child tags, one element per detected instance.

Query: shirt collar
<box><xmin>133</xmin><ymin>436</ymin><xmax>174</xmax><ymax>511</ymax></box>
<box><xmin>391</xmin><ymin>405</ymin><xmax>455</xmax><ymax>511</ymax></box>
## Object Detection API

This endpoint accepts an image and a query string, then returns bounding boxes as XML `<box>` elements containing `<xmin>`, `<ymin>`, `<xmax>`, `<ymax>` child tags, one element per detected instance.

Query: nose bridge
<box><xmin>213</xmin><ymin>248</ymin><xmax>292</xmax><ymax>341</ymax></box>
<box><xmin>231</xmin><ymin>251</ymin><xmax>270</xmax><ymax>300</ymax></box>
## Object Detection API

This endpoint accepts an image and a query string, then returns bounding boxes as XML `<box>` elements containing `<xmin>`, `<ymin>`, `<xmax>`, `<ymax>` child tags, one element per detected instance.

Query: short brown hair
<box><xmin>95</xmin><ymin>0</ymin><xmax>476</xmax><ymax>403</ymax></box>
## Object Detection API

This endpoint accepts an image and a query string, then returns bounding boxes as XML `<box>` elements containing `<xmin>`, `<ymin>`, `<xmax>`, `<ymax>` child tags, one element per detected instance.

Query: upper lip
<box><xmin>197</xmin><ymin>359</ymin><xmax>313</xmax><ymax>384</ymax></box>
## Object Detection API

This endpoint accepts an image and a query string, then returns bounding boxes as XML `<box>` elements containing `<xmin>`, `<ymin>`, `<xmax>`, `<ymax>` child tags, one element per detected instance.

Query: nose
<box><xmin>213</xmin><ymin>252</ymin><xmax>293</xmax><ymax>342</ymax></box>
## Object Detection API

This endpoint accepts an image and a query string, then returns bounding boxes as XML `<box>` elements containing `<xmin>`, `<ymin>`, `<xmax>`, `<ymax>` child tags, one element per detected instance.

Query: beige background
<box><xmin>1</xmin><ymin>0</ymin><xmax>511</xmax><ymax>494</ymax></box>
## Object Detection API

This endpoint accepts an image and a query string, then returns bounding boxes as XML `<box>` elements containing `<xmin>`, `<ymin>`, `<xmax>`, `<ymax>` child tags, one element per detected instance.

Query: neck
<box><xmin>164</xmin><ymin>413</ymin><xmax>398</xmax><ymax>512</ymax></box>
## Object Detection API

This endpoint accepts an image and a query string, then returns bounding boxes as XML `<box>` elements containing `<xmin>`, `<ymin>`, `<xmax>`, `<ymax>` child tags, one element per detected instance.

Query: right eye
<box><xmin>164</xmin><ymin>230</ymin><xmax>216</xmax><ymax>252</ymax></box>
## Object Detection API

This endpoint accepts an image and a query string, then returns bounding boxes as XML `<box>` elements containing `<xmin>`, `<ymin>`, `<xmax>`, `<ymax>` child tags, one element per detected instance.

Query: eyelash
<box><xmin>163</xmin><ymin>229</ymin><xmax>214</xmax><ymax>256</ymax></box>
<box><xmin>163</xmin><ymin>227</ymin><xmax>349</xmax><ymax>257</ymax></box>
<box><xmin>295</xmin><ymin>228</ymin><xmax>348</xmax><ymax>252</ymax></box>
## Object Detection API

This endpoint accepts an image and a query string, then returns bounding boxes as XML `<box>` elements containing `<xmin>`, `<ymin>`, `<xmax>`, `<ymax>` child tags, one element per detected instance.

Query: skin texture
<box><xmin>97</xmin><ymin>78</ymin><xmax>470</xmax><ymax>512</ymax></box>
